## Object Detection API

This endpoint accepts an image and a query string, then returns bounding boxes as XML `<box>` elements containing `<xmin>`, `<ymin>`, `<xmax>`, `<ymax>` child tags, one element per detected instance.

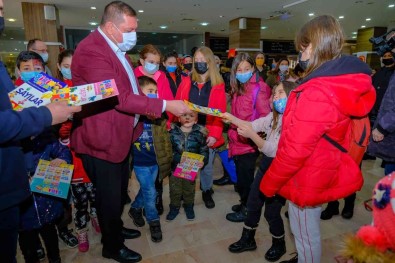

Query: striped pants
<box><xmin>289</xmin><ymin>202</ymin><xmax>322</xmax><ymax>263</ymax></box>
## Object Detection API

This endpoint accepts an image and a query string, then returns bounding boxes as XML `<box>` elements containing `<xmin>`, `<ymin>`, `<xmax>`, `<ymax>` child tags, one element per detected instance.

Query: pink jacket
<box><xmin>134</xmin><ymin>66</ymin><xmax>174</xmax><ymax>101</ymax></box>
<box><xmin>228</xmin><ymin>73</ymin><xmax>271</xmax><ymax>157</ymax></box>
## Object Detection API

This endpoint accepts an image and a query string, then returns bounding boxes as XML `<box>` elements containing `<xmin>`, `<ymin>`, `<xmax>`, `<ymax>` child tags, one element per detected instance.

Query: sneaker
<box><xmin>37</xmin><ymin>247</ymin><xmax>46</xmax><ymax>261</ymax></box>
<box><xmin>90</xmin><ymin>214</ymin><xmax>101</xmax><ymax>233</ymax></box>
<box><xmin>202</xmin><ymin>189</ymin><xmax>215</xmax><ymax>209</ymax></box>
<box><xmin>166</xmin><ymin>205</ymin><xmax>180</xmax><ymax>221</ymax></box>
<box><xmin>59</xmin><ymin>229</ymin><xmax>78</xmax><ymax>248</ymax></box>
<box><xmin>149</xmin><ymin>220</ymin><xmax>162</xmax><ymax>243</ymax></box>
<box><xmin>183</xmin><ymin>204</ymin><xmax>195</xmax><ymax>221</ymax></box>
<box><xmin>77</xmin><ymin>229</ymin><xmax>89</xmax><ymax>252</ymax></box>
<box><xmin>128</xmin><ymin>207</ymin><xmax>145</xmax><ymax>227</ymax></box>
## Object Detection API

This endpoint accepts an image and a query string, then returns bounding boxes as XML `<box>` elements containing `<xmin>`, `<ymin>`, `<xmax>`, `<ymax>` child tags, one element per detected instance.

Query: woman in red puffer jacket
<box><xmin>259</xmin><ymin>15</ymin><xmax>376</xmax><ymax>263</ymax></box>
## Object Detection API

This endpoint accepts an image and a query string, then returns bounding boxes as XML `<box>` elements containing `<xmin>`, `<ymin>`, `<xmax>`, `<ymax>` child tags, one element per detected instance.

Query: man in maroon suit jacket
<box><xmin>70</xmin><ymin>1</ymin><xmax>188</xmax><ymax>262</ymax></box>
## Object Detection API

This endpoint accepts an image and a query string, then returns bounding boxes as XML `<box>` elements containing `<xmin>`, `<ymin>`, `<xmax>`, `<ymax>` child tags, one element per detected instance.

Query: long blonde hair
<box><xmin>295</xmin><ymin>15</ymin><xmax>344</xmax><ymax>77</ymax></box>
<box><xmin>191</xmin><ymin>46</ymin><xmax>224</xmax><ymax>86</ymax></box>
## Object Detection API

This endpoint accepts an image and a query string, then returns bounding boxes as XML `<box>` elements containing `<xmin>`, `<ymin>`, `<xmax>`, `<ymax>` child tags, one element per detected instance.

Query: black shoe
<box><xmin>226</xmin><ymin>206</ymin><xmax>247</xmax><ymax>223</ymax></box>
<box><xmin>149</xmin><ymin>220</ymin><xmax>162</xmax><ymax>243</ymax></box>
<box><xmin>183</xmin><ymin>204</ymin><xmax>195</xmax><ymax>221</ymax></box>
<box><xmin>121</xmin><ymin>227</ymin><xmax>141</xmax><ymax>239</ymax></box>
<box><xmin>320</xmin><ymin>201</ymin><xmax>339</xmax><ymax>220</ymax></box>
<box><xmin>128</xmin><ymin>207</ymin><xmax>145</xmax><ymax>227</ymax></box>
<box><xmin>59</xmin><ymin>229</ymin><xmax>78</xmax><ymax>248</ymax></box>
<box><xmin>166</xmin><ymin>205</ymin><xmax>180</xmax><ymax>221</ymax></box>
<box><xmin>202</xmin><ymin>189</ymin><xmax>215</xmax><ymax>209</ymax></box>
<box><xmin>279</xmin><ymin>252</ymin><xmax>298</xmax><ymax>263</ymax></box>
<box><xmin>232</xmin><ymin>204</ymin><xmax>241</xmax><ymax>212</ymax></box>
<box><xmin>155</xmin><ymin>193</ymin><xmax>164</xmax><ymax>216</ymax></box>
<box><xmin>228</xmin><ymin>227</ymin><xmax>257</xmax><ymax>253</ymax></box>
<box><xmin>265</xmin><ymin>236</ymin><xmax>286</xmax><ymax>262</ymax></box>
<box><xmin>342</xmin><ymin>194</ymin><xmax>355</xmax><ymax>219</ymax></box>
<box><xmin>48</xmin><ymin>259</ymin><xmax>61</xmax><ymax>263</ymax></box>
<box><xmin>37</xmin><ymin>247</ymin><xmax>46</xmax><ymax>261</ymax></box>
<box><xmin>102</xmin><ymin>246</ymin><xmax>142</xmax><ymax>263</ymax></box>
<box><xmin>213</xmin><ymin>175</ymin><xmax>232</xmax><ymax>186</ymax></box>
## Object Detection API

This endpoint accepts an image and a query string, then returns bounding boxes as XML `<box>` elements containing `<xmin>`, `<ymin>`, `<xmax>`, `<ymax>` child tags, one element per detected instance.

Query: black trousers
<box><xmin>233</xmin><ymin>152</ymin><xmax>259</xmax><ymax>205</ymax></box>
<box><xmin>244</xmin><ymin>155</ymin><xmax>285</xmax><ymax>237</ymax></box>
<box><xmin>19</xmin><ymin>224</ymin><xmax>60</xmax><ymax>263</ymax></box>
<box><xmin>80</xmin><ymin>154</ymin><xmax>129</xmax><ymax>252</ymax></box>
<box><xmin>0</xmin><ymin>205</ymin><xmax>19</xmax><ymax>263</ymax></box>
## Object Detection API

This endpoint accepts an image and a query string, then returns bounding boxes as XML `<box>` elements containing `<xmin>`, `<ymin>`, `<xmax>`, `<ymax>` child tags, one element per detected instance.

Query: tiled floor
<box><xmin>17</xmin><ymin>157</ymin><xmax>384</xmax><ymax>263</ymax></box>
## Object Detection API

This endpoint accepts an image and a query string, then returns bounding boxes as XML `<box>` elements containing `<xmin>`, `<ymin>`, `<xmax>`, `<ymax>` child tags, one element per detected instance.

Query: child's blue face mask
<box><xmin>21</xmin><ymin>71</ymin><xmax>40</xmax><ymax>83</ymax></box>
<box><xmin>273</xmin><ymin>98</ymin><xmax>287</xmax><ymax>114</ymax></box>
<box><xmin>146</xmin><ymin>93</ymin><xmax>158</xmax><ymax>99</ymax></box>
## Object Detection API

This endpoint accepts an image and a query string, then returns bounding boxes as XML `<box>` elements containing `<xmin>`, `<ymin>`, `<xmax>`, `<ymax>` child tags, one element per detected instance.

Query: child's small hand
<box><xmin>206</xmin><ymin>136</ymin><xmax>217</xmax><ymax>147</ymax></box>
<box><xmin>50</xmin><ymin>158</ymin><xmax>67</xmax><ymax>166</ymax></box>
<box><xmin>197</xmin><ymin>161</ymin><xmax>204</xmax><ymax>168</ymax></box>
<box><xmin>220</xmin><ymin>112</ymin><xmax>234</xmax><ymax>123</ymax></box>
<box><xmin>237</xmin><ymin>123</ymin><xmax>255</xmax><ymax>139</ymax></box>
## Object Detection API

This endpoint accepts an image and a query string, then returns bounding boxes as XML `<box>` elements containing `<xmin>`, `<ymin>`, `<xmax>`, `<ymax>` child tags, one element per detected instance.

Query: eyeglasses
<box><xmin>363</xmin><ymin>198</ymin><xmax>373</xmax><ymax>212</ymax></box>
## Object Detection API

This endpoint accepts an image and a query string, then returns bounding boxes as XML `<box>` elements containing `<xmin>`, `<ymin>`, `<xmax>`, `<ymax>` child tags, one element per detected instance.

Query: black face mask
<box><xmin>0</xmin><ymin>17</ymin><xmax>4</xmax><ymax>35</ymax></box>
<box><xmin>298</xmin><ymin>52</ymin><xmax>309</xmax><ymax>71</ymax></box>
<box><xmin>194</xmin><ymin>62</ymin><xmax>208</xmax><ymax>74</ymax></box>
<box><xmin>183</xmin><ymin>63</ymin><xmax>192</xmax><ymax>71</ymax></box>
<box><xmin>382</xmin><ymin>58</ymin><xmax>394</xmax><ymax>66</ymax></box>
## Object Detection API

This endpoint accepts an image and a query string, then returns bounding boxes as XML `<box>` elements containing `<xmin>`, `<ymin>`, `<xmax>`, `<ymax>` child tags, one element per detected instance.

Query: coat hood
<box><xmin>299</xmin><ymin>55</ymin><xmax>376</xmax><ymax>117</ymax></box>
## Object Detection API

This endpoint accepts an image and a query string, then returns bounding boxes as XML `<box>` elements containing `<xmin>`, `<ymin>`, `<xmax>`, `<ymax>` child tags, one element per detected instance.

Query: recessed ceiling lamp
<box><xmin>308</xmin><ymin>13</ymin><xmax>314</xmax><ymax>17</ymax></box>
<box><xmin>138</xmin><ymin>10</ymin><xmax>144</xmax><ymax>13</ymax></box>
<box><xmin>339</xmin><ymin>16</ymin><xmax>344</xmax><ymax>19</ymax></box>
<box><xmin>89</xmin><ymin>22</ymin><xmax>98</xmax><ymax>26</ymax></box>
<box><xmin>352</xmin><ymin>36</ymin><xmax>357</xmax><ymax>39</ymax></box>
<box><xmin>219</xmin><ymin>15</ymin><xmax>224</xmax><ymax>18</ymax></box>
<box><xmin>261</xmin><ymin>26</ymin><xmax>267</xmax><ymax>29</ymax></box>
<box><xmin>361</xmin><ymin>25</ymin><xmax>366</xmax><ymax>28</ymax></box>
<box><xmin>160</xmin><ymin>25</ymin><xmax>167</xmax><ymax>29</ymax></box>
<box><xmin>200</xmin><ymin>22</ymin><xmax>209</xmax><ymax>26</ymax></box>
<box><xmin>90</xmin><ymin>6</ymin><xmax>96</xmax><ymax>10</ymax></box>
<box><xmin>7</xmin><ymin>18</ymin><xmax>16</xmax><ymax>22</ymax></box>
<box><xmin>283</xmin><ymin>0</ymin><xmax>308</xmax><ymax>8</ymax></box>
<box><xmin>389</xmin><ymin>4</ymin><xmax>395</xmax><ymax>7</ymax></box>
<box><xmin>352</xmin><ymin>32</ymin><xmax>357</xmax><ymax>34</ymax></box>
<box><xmin>366</xmin><ymin>18</ymin><xmax>371</xmax><ymax>21</ymax></box>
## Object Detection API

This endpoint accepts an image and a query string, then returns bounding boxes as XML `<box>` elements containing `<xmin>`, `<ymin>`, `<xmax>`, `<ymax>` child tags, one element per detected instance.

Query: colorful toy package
<box><xmin>173</xmin><ymin>152</ymin><xmax>205</xmax><ymax>181</ymax></box>
<box><xmin>184</xmin><ymin>100</ymin><xmax>222</xmax><ymax>116</ymax></box>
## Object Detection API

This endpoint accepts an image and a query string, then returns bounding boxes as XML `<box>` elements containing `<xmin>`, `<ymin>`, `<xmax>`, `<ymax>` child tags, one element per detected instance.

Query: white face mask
<box><xmin>113</xmin><ymin>24</ymin><xmax>137</xmax><ymax>52</ymax></box>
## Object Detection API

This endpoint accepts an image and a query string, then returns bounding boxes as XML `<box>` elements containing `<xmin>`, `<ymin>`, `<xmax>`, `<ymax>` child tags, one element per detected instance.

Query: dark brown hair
<box><xmin>100</xmin><ymin>1</ymin><xmax>137</xmax><ymax>26</ymax></box>
<box><xmin>295</xmin><ymin>15</ymin><xmax>344</xmax><ymax>76</ymax></box>
<box><xmin>57</xmin><ymin>49</ymin><xmax>74</xmax><ymax>80</ymax></box>
<box><xmin>16</xmin><ymin>51</ymin><xmax>44</xmax><ymax>69</ymax></box>
<box><xmin>27</xmin><ymin>38</ymin><xmax>42</xmax><ymax>51</ymax></box>
<box><xmin>138</xmin><ymin>75</ymin><xmax>157</xmax><ymax>88</ymax></box>
<box><xmin>272</xmin><ymin>81</ymin><xmax>298</xmax><ymax>130</ymax></box>
<box><xmin>230</xmin><ymin>52</ymin><xmax>255</xmax><ymax>96</ymax></box>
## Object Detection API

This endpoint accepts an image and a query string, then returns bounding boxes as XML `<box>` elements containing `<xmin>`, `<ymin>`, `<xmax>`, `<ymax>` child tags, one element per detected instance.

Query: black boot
<box><xmin>202</xmin><ymin>189</ymin><xmax>215</xmax><ymax>209</ymax></box>
<box><xmin>213</xmin><ymin>174</ymin><xmax>232</xmax><ymax>186</ymax></box>
<box><xmin>226</xmin><ymin>205</ymin><xmax>247</xmax><ymax>223</ymax></box>
<box><xmin>228</xmin><ymin>227</ymin><xmax>257</xmax><ymax>253</ymax></box>
<box><xmin>265</xmin><ymin>236</ymin><xmax>286</xmax><ymax>262</ymax></box>
<box><xmin>320</xmin><ymin>200</ymin><xmax>339</xmax><ymax>220</ymax></box>
<box><xmin>279</xmin><ymin>253</ymin><xmax>298</xmax><ymax>263</ymax></box>
<box><xmin>149</xmin><ymin>220</ymin><xmax>162</xmax><ymax>243</ymax></box>
<box><xmin>342</xmin><ymin>193</ymin><xmax>356</xmax><ymax>219</ymax></box>
<box><xmin>155</xmin><ymin>191</ymin><xmax>164</xmax><ymax>216</ymax></box>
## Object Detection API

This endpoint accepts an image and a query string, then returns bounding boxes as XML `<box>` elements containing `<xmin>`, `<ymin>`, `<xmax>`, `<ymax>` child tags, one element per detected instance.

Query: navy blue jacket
<box><xmin>0</xmin><ymin>62</ymin><xmax>52</xmax><ymax>211</ymax></box>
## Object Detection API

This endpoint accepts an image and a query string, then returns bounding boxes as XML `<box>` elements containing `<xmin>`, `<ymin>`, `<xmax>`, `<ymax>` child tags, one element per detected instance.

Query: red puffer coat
<box><xmin>260</xmin><ymin>56</ymin><xmax>376</xmax><ymax>207</ymax></box>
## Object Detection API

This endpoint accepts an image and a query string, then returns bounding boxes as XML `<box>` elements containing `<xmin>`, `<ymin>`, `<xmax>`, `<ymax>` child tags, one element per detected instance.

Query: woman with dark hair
<box><xmin>266</xmin><ymin>57</ymin><xmax>290</xmax><ymax>89</ymax></box>
<box><xmin>254</xmin><ymin>52</ymin><xmax>269</xmax><ymax>82</ymax></box>
<box><xmin>57</xmin><ymin>49</ymin><xmax>74</xmax><ymax>86</ymax></box>
<box><xmin>259</xmin><ymin>15</ymin><xmax>375</xmax><ymax>263</ymax></box>
<box><xmin>163</xmin><ymin>52</ymin><xmax>185</xmax><ymax>97</ymax></box>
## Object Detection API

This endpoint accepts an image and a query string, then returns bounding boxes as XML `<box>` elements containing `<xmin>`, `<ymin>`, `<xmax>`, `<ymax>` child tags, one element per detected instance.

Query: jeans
<box><xmin>200</xmin><ymin>148</ymin><xmax>216</xmax><ymax>191</ymax></box>
<box><xmin>131</xmin><ymin>165</ymin><xmax>159</xmax><ymax>223</ymax></box>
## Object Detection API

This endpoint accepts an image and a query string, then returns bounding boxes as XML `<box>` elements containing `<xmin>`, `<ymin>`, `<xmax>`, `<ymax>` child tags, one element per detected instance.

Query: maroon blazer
<box><xmin>70</xmin><ymin>29</ymin><xmax>163</xmax><ymax>163</ymax></box>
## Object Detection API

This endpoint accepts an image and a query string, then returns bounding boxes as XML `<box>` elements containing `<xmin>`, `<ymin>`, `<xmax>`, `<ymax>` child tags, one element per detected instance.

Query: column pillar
<box><xmin>229</xmin><ymin>17</ymin><xmax>261</xmax><ymax>51</ymax></box>
<box><xmin>21</xmin><ymin>2</ymin><xmax>60</xmax><ymax>77</ymax></box>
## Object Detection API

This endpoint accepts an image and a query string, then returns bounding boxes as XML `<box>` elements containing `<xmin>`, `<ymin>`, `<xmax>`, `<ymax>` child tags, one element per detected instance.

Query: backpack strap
<box><xmin>323</xmin><ymin>134</ymin><xmax>347</xmax><ymax>153</ymax></box>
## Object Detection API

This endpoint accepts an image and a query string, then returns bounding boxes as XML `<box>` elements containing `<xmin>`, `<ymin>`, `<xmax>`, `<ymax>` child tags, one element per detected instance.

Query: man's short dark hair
<box><xmin>16</xmin><ymin>51</ymin><xmax>45</xmax><ymax>69</ymax></box>
<box><xmin>138</xmin><ymin>76</ymin><xmax>157</xmax><ymax>88</ymax></box>
<box><xmin>100</xmin><ymin>1</ymin><xmax>137</xmax><ymax>26</ymax></box>
<box><xmin>26</xmin><ymin>38</ymin><xmax>42</xmax><ymax>51</ymax></box>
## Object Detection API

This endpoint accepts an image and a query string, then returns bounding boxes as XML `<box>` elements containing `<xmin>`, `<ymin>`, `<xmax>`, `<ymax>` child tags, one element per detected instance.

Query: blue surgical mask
<box><xmin>21</xmin><ymin>71</ymin><xmax>40</xmax><ymax>83</ymax></box>
<box><xmin>40</xmin><ymin>52</ymin><xmax>49</xmax><ymax>63</ymax></box>
<box><xmin>166</xmin><ymin>65</ymin><xmax>177</xmax><ymax>73</ymax></box>
<box><xmin>279</xmin><ymin>65</ymin><xmax>289</xmax><ymax>72</ymax></box>
<box><xmin>236</xmin><ymin>71</ymin><xmax>253</xmax><ymax>84</ymax></box>
<box><xmin>61</xmin><ymin>67</ymin><xmax>72</xmax><ymax>80</ymax></box>
<box><xmin>144</xmin><ymin>62</ymin><xmax>159</xmax><ymax>74</ymax></box>
<box><xmin>272</xmin><ymin>63</ymin><xmax>276</xmax><ymax>69</ymax></box>
<box><xmin>146</xmin><ymin>93</ymin><xmax>158</xmax><ymax>99</ymax></box>
<box><xmin>273</xmin><ymin>97</ymin><xmax>287</xmax><ymax>114</ymax></box>
<box><xmin>114</xmin><ymin>24</ymin><xmax>137</xmax><ymax>52</ymax></box>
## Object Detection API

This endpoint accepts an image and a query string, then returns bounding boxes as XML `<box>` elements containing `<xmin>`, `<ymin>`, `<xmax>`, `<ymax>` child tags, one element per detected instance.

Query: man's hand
<box><xmin>46</xmin><ymin>101</ymin><xmax>81</xmax><ymax>125</ymax></box>
<box><xmin>372</xmin><ymin>128</ymin><xmax>384</xmax><ymax>142</ymax></box>
<box><xmin>165</xmin><ymin>100</ymin><xmax>190</xmax><ymax>117</ymax></box>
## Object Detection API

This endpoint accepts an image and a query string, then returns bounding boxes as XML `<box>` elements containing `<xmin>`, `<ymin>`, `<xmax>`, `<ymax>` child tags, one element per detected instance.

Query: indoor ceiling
<box><xmin>3</xmin><ymin>0</ymin><xmax>395</xmax><ymax>40</ymax></box>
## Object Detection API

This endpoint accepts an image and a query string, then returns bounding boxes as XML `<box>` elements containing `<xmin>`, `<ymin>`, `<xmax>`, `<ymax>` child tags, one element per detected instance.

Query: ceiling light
<box><xmin>160</xmin><ymin>25</ymin><xmax>167</xmax><ymax>29</ymax></box>
<box><xmin>352</xmin><ymin>32</ymin><xmax>357</xmax><ymax>34</ymax></box>
<box><xmin>89</xmin><ymin>22</ymin><xmax>98</xmax><ymax>26</ymax></box>
<box><xmin>283</xmin><ymin>0</ymin><xmax>308</xmax><ymax>8</ymax></box>
<box><xmin>338</xmin><ymin>16</ymin><xmax>344</xmax><ymax>19</ymax></box>
<box><xmin>10</xmin><ymin>37</ymin><xmax>14</xmax><ymax>40</ymax></box>
<box><xmin>219</xmin><ymin>15</ymin><xmax>224</xmax><ymax>18</ymax></box>
<box><xmin>152</xmin><ymin>32</ymin><xmax>157</xmax><ymax>35</ymax></box>
<box><xmin>366</xmin><ymin>18</ymin><xmax>371</xmax><ymax>21</ymax></box>
<box><xmin>389</xmin><ymin>4</ymin><xmax>395</xmax><ymax>7</ymax></box>
<box><xmin>200</xmin><ymin>22</ymin><xmax>209</xmax><ymax>26</ymax></box>
<box><xmin>309</xmin><ymin>13</ymin><xmax>314</xmax><ymax>17</ymax></box>
<box><xmin>361</xmin><ymin>25</ymin><xmax>366</xmax><ymax>28</ymax></box>
<box><xmin>261</xmin><ymin>26</ymin><xmax>267</xmax><ymax>29</ymax></box>
<box><xmin>138</xmin><ymin>10</ymin><xmax>144</xmax><ymax>13</ymax></box>
<box><xmin>352</xmin><ymin>36</ymin><xmax>357</xmax><ymax>39</ymax></box>
<box><xmin>90</xmin><ymin>6</ymin><xmax>96</xmax><ymax>10</ymax></box>
<box><xmin>7</xmin><ymin>18</ymin><xmax>16</xmax><ymax>22</ymax></box>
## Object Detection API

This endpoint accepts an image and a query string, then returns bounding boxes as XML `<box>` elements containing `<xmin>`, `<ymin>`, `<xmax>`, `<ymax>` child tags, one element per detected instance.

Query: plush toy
<box><xmin>336</xmin><ymin>172</ymin><xmax>395</xmax><ymax>263</ymax></box>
